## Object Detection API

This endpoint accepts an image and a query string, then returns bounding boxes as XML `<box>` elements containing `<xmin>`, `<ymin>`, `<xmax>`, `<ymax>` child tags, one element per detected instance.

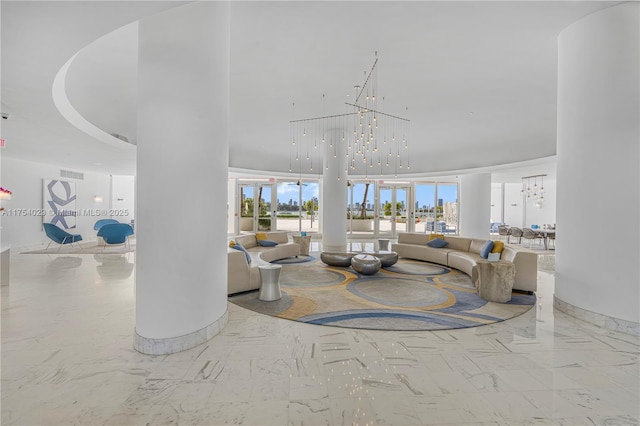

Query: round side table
<box><xmin>292</xmin><ymin>235</ymin><xmax>312</xmax><ymax>256</ymax></box>
<box><xmin>476</xmin><ymin>259</ymin><xmax>515</xmax><ymax>303</ymax></box>
<box><xmin>378</xmin><ymin>239</ymin><xmax>390</xmax><ymax>251</ymax></box>
<box><xmin>258</xmin><ymin>264</ymin><xmax>283</xmax><ymax>301</ymax></box>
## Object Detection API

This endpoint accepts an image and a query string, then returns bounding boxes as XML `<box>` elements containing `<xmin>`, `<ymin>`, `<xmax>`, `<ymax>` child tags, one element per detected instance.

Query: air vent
<box><xmin>110</xmin><ymin>133</ymin><xmax>136</xmax><ymax>145</ymax></box>
<box><xmin>60</xmin><ymin>169</ymin><xmax>84</xmax><ymax>180</ymax></box>
<box><xmin>110</xmin><ymin>133</ymin><xmax>129</xmax><ymax>143</ymax></box>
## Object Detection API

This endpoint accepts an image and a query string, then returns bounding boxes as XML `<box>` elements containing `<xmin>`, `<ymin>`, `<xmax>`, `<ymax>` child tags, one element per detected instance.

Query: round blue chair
<box><xmin>97</xmin><ymin>223</ymin><xmax>134</xmax><ymax>249</ymax></box>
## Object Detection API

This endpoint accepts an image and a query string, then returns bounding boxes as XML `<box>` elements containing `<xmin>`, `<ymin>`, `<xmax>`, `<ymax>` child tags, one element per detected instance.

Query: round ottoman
<box><xmin>321</xmin><ymin>252</ymin><xmax>357</xmax><ymax>267</ymax></box>
<box><xmin>364</xmin><ymin>251</ymin><xmax>398</xmax><ymax>267</ymax></box>
<box><xmin>351</xmin><ymin>254</ymin><xmax>381</xmax><ymax>275</ymax></box>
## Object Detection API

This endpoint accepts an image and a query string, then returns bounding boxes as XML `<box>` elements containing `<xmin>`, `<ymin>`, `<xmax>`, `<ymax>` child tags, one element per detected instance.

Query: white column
<box><xmin>321</xmin><ymin>132</ymin><xmax>347</xmax><ymax>251</ymax></box>
<box><xmin>555</xmin><ymin>2</ymin><xmax>639</xmax><ymax>335</ymax></box>
<box><xmin>459</xmin><ymin>173</ymin><xmax>491</xmax><ymax>239</ymax></box>
<box><xmin>134</xmin><ymin>2</ymin><xmax>230</xmax><ymax>354</ymax></box>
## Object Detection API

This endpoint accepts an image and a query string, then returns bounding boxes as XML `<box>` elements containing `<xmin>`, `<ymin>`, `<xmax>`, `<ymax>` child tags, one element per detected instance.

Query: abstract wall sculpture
<box><xmin>44</xmin><ymin>179</ymin><xmax>77</xmax><ymax>229</ymax></box>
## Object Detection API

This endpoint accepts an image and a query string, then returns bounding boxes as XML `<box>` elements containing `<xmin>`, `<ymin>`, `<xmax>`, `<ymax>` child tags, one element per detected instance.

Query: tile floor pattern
<box><xmin>2</xmin><ymin>249</ymin><xmax>639</xmax><ymax>426</ymax></box>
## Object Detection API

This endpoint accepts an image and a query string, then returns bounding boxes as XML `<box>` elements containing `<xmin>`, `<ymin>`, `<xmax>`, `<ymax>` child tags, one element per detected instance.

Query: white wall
<box><xmin>490</xmin><ymin>183</ymin><xmax>503</xmax><ymax>224</ymax></box>
<box><xmin>0</xmin><ymin>156</ymin><xmax>112</xmax><ymax>250</ymax></box>
<box><xmin>459</xmin><ymin>173</ymin><xmax>491</xmax><ymax>239</ymax></box>
<box><xmin>556</xmin><ymin>2</ymin><xmax>639</xmax><ymax>325</ymax></box>
<box><xmin>503</xmin><ymin>183</ymin><xmax>523</xmax><ymax>228</ymax></box>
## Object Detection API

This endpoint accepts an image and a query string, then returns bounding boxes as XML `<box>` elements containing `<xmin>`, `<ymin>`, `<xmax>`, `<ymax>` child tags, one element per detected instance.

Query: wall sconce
<box><xmin>93</xmin><ymin>195</ymin><xmax>103</xmax><ymax>203</ymax></box>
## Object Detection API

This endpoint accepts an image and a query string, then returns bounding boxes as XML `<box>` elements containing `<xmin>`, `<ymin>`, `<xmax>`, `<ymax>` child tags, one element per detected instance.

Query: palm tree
<box><xmin>360</xmin><ymin>183</ymin><xmax>370</xmax><ymax>219</ymax></box>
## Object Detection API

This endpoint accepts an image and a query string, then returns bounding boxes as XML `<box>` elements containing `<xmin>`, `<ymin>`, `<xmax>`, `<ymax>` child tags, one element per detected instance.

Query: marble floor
<box><xmin>1</xmin><ymin>249</ymin><xmax>639</xmax><ymax>426</ymax></box>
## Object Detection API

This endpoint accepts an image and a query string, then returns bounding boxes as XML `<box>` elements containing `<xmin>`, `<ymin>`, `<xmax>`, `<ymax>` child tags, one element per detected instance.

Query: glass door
<box><xmin>258</xmin><ymin>184</ymin><xmax>273</xmax><ymax>231</ymax></box>
<box><xmin>238</xmin><ymin>182</ymin><xmax>275</xmax><ymax>233</ymax></box>
<box><xmin>378</xmin><ymin>184</ymin><xmax>411</xmax><ymax>238</ymax></box>
<box><xmin>239</xmin><ymin>183</ymin><xmax>255</xmax><ymax>232</ymax></box>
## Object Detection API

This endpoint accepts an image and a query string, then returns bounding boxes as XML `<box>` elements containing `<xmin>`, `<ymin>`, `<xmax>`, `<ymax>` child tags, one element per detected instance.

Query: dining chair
<box><xmin>509</xmin><ymin>227</ymin><xmax>523</xmax><ymax>244</ymax></box>
<box><xmin>522</xmin><ymin>228</ymin><xmax>540</xmax><ymax>249</ymax></box>
<box><xmin>498</xmin><ymin>225</ymin><xmax>511</xmax><ymax>242</ymax></box>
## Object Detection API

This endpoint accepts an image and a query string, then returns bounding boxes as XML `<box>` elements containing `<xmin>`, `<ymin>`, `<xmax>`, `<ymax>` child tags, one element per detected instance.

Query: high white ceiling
<box><xmin>1</xmin><ymin>1</ymin><xmax>618</xmax><ymax>179</ymax></box>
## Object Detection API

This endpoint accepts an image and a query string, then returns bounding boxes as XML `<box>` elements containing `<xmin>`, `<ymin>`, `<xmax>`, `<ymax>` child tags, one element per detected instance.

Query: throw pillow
<box><xmin>257</xmin><ymin>239</ymin><xmax>278</xmax><ymax>247</ymax></box>
<box><xmin>256</xmin><ymin>232</ymin><xmax>269</xmax><ymax>241</ymax></box>
<box><xmin>231</xmin><ymin>243</ymin><xmax>251</xmax><ymax>264</ymax></box>
<box><xmin>487</xmin><ymin>252</ymin><xmax>501</xmax><ymax>261</ymax></box>
<box><xmin>228</xmin><ymin>239</ymin><xmax>236</xmax><ymax>248</ymax></box>
<box><xmin>491</xmin><ymin>241</ymin><xmax>504</xmax><ymax>253</ymax></box>
<box><xmin>480</xmin><ymin>240</ymin><xmax>494</xmax><ymax>259</ymax></box>
<box><xmin>428</xmin><ymin>233</ymin><xmax>445</xmax><ymax>241</ymax></box>
<box><xmin>427</xmin><ymin>238</ymin><xmax>448</xmax><ymax>248</ymax></box>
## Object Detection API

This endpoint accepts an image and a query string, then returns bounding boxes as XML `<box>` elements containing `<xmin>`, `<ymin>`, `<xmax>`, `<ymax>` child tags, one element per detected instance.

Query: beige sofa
<box><xmin>227</xmin><ymin>231</ymin><xmax>300</xmax><ymax>295</ymax></box>
<box><xmin>391</xmin><ymin>233</ymin><xmax>538</xmax><ymax>293</ymax></box>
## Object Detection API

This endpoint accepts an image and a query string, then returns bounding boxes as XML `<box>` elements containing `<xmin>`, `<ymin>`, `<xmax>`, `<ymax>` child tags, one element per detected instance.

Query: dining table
<box><xmin>535</xmin><ymin>229</ymin><xmax>556</xmax><ymax>250</ymax></box>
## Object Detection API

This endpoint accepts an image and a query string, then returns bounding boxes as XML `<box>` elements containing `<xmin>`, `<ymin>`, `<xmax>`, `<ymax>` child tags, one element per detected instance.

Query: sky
<box><xmin>258</xmin><ymin>180</ymin><xmax>459</xmax><ymax>209</ymax></box>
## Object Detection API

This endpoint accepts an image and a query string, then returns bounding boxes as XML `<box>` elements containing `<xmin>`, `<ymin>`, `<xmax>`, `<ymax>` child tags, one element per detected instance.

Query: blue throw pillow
<box><xmin>257</xmin><ymin>239</ymin><xmax>278</xmax><ymax>247</ymax></box>
<box><xmin>427</xmin><ymin>238</ymin><xmax>448</xmax><ymax>248</ymax></box>
<box><xmin>480</xmin><ymin>240</ymin><xmax>494</xmax><ymax>259</ymax></box>
<box><xmin>232</xmin><ymin>243</ymin><xmax>251</xmax><ymax>264</ymax></box>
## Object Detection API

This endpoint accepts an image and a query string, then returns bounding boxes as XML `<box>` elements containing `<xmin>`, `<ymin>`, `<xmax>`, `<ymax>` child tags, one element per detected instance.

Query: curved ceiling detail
<box><xmin>53</xmin><ymin>50</ymin><xmax>136</xmax><ymax>151</ymax></box>
<box><xmin>2</xmin><ymin>1</ymin><xmax>615</xmax><ymax>177</ymax></box>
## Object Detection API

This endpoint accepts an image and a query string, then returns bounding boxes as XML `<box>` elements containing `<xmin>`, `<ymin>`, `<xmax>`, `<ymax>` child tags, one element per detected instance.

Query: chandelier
<box><xmin>521</xmin><ymin>174</ymin><xmax>545</xmax><ymax>204</ymax></box>
<box><xmin>289</xmin><ymin>53</ymin><xmax>410</xmax><ymax>180</ymax></box>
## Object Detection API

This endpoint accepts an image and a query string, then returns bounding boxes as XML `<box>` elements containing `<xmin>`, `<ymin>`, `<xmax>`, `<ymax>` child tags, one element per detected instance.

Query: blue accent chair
<box><xmin>97</xmin><ymin>223</ymin><xmax>134</xmax><ymax>249</ymax></box>
<box><xmin>43</xmin><ymin>223</ymin><xmax>83</xmax><ymax>251</ymax></box>
<box><xmin>93</xmin><ymin>219</ymin><xmax>119</xmax><ymax>231</ymax></box>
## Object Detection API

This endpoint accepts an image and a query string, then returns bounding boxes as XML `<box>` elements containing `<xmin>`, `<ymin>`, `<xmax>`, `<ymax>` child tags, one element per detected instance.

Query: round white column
<box><xmin>555</xmin><ymin>2</ymin><xmax>639</xmax><ymax>335</ymax></box>
<box><xmin>321</xmin><ymin>132</ymin><xmax>347</xmax><ymax>252</ymax></box>
<box><xmin>459</xmin><ymin>173</ymin><xmax>491</xmax><ymax>239</ymax></box>
<box><xmin>134</xmin><ymin>2</ymin><xmax>230</xmax><ymax>354</ymax></box>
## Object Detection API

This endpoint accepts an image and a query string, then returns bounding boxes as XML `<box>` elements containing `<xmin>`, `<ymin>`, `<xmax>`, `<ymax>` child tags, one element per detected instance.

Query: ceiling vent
<box><xmin>60</xmin><ymin>169</ymin><xmax>84</xmax><ymax>180</ymax></box>
<box><xmin>111</xmin><ymin>133</ymin><xmax>135</xmax><ymax>145</ymax></box>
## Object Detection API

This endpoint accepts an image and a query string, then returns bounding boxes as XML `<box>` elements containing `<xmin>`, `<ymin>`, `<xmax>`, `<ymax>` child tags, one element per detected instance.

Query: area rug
<box><xmin>229</xmin><ymin>256</ymin><xmax>536</xmax><ymax>331</ymax></box>
<box><xmin>271</xmin><ymin>255</ymin><xmax>315</xmax><ymax>265</ymax></box>
<box><xmin>22</xmin><ymin>242</ymin><xmax>135</xmax><ymax>255</ymax></box>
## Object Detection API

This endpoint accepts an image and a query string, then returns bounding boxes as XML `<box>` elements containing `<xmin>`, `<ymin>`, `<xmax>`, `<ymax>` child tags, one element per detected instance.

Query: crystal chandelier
<box><xmin>521</xmin><ymin>174</ymin><xmax>545</xmax><ymax>203</ymax></box>
<box><xmin>289</xmin><ymin>53</ymin><xmax>410</xmax><ymax>180</ymax></box>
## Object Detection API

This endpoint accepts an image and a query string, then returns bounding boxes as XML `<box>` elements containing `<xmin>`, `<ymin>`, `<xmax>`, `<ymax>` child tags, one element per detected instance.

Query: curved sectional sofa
<box><xmin>227</xmin><ymin>231</ymin><xmax>300</xmax><ymax>295</ymax></box>
<box><xmin>391</xmin><ymin>233</ymin><xmax>538</xmax><ymax>293</ymax></box>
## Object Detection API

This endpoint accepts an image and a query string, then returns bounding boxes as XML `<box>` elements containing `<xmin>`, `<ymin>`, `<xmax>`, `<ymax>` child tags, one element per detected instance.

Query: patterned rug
<box><xmin>229</xmin><ymin>255</ymin><xmax>536</xmax><ymax>331</ymax></box>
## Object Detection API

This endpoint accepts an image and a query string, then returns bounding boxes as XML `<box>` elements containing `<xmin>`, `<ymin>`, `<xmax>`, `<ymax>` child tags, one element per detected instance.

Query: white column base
<box><xmin>323</xmin><ymin>244</ymin><xmax>348</xmax><ymax>252</ymax></box>
<box><xmin>554</xmin><ymin>296</ymin><xmax>639</xmax><ymax>336</ymax></box>
<box><xmin>134</xmin><ymin>309</ymin><xmax>228</xmax><ymax>355</ymax></box>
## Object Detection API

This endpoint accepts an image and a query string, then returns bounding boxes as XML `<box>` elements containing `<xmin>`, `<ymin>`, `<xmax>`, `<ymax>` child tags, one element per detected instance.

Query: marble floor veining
<box><xmin>1</xmin><ymin>250</ymin><xmax>639</xmax><ymax>426</ymax></box>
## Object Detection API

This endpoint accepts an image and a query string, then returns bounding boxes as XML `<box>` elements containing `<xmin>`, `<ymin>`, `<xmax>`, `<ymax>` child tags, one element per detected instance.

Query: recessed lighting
<box><xmin>94</xmin><ymin>162</ymin><xmax>103</xmax><ymax>166</ymax></box>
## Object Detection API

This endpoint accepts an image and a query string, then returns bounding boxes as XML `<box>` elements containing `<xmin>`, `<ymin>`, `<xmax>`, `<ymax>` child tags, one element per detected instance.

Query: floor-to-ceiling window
<box><xmin>437</xmin><ymin>183</ymin><xmax>459</xmax><ymax>234</ymax></box>
<box><xmin>275</xmin><ymin>180</ymin><xmax>320</xmax><ymax>234</ymax></box>
<box><xmin>347</xmin><ymin>181</ymin><xmax>374</xmax><ymax>237</ymax></box>
<box><xmin>415</xmin><ymin>183</ymin><xmax>436</xmax><ymax>233</ymax></box>
<box><xmin>414</xmin><ymin>182</ymin><xmax>459</xmax><ymax>234</ymax></box>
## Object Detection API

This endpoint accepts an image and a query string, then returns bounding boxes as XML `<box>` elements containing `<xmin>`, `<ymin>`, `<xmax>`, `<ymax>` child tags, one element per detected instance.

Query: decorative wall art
<box><xmin>44</xmin><ymin>179</ymin><xmax>77</xmax><ymax>229</ymax></box>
